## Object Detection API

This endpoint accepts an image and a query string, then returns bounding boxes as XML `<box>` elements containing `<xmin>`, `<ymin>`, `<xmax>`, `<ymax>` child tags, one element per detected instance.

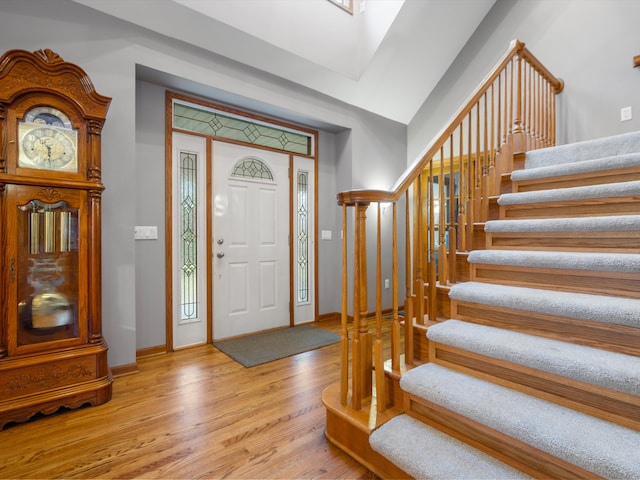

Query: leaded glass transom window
<box><xmin>231</xmin><ymin>157</ymin><xmax>274</xmax><ymax>181</ymax></box>
<box><xmin>297</xmin><ymin>170</ymin><xmax>309</xmax><ymax>303</ymax></box>
<box><xmin>173</xmin><ymin>101</ymin><xmax>313</xmax><ymax>155</ymax></box>
<box><xmin>180</xmin><ymin>151</ymin><xmax>198</xmax><ymax>321</ymax></box>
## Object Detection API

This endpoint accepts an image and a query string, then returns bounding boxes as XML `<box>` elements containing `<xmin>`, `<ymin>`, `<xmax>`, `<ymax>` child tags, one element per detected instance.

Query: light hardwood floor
<box><xmin>0</xmin><ymin>320</ymin><xmax>377</xmax><ymax>479</ymax></box>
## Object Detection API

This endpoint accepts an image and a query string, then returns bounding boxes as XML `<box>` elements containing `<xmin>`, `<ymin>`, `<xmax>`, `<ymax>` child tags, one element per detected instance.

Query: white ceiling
<box><xmin>73</xmin><ymin>0</ymin><xmax>495</xmax><ymax>124</ymax></box>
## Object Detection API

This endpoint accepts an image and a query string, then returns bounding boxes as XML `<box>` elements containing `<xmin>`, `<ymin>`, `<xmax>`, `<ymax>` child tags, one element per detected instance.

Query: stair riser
<box><xmin>456</xmin><ymin>253</ymin><xmax>471</xmax><ymax>281</ymax></box>
<box><xmin>501</xmin><ymin>173</ymin><xmax>514</xmax><ymax>195</ymax></box>
<box><xmin>471</xmin><ymin>264</ymin><xmax>640</xmax><ymax>299</ymax></box>
<box><xmin>451</xmin><ymin>300</ymin><xmax>640</xmax><ymax>357</ymax></box>
<box><xmin>500</xmin><ymin>198</ymin><xmax>640</xmax><ymax>219</ymax></box>
<box><xmin>429</xmin><ymin>342</ymin><xmax>640</xmax><ymax>431</ymax></box>
<box><xmin>488</xmin><ymin>197</ymin><xmax>501</xmax><ymax>220</ymax></box>
<box><xmin>412</xmin><ymin>323</ymin><xmax>430</xmax><ymax>363</ymax></box>
<box><xmin>486</xmin><ymin>231</ymin><xmax>640</xmax><ymax>252</ymax></box>
<box><xmin>472</xmin><ymin>224</ymin><xmax>486</xmax><ymax>251</ymax></box>
<box><xmin>404</xmin><ymin>395</ymin><xmax>601</xmax><ymax>479</ymax></box>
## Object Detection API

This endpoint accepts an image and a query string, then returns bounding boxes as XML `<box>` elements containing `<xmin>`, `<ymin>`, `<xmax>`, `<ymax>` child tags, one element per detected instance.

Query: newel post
<box><xmin>351</xmin><ymin>202</ymin><xmax>372</xmax><ymax>409</ymax></box>
<box><xmin>340</xmin><ymin>204</ymin><xmax>349</xmax><ymax>405</ymax></box>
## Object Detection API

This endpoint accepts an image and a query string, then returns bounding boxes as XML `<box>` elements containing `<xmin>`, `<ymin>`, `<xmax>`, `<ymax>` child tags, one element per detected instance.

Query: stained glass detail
<box><xmin>180</xmin><ymin>151</ymin><xmax>198</xmax><ymax>321</ymax></box>
<box><xmin>173</xmin><ymin>102</ymin><xmax>312</xmax><ymax>155</ymax></box>
<box><xmin>231</xmin><ymin>157</ymin><xmax>274</xmax><ymax>181</ymax></box>
<box><xmin>297</xmin><ymin>170</ymin><xmax>309</xmax><ymax>303</ymax></box>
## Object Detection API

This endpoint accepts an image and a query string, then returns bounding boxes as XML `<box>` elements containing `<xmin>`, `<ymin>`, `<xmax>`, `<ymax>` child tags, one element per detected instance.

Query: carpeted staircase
<box><xmin>370</xmin><ymin>131</ymin><xmax>640</xmax><ymax>479</ymax></box>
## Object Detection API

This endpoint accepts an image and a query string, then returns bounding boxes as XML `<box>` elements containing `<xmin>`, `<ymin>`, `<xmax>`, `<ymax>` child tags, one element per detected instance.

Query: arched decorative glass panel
<box><xmin>231</xmin><ymin>157</ymin><xmax>274</xmax><ymax>181</ymax></box>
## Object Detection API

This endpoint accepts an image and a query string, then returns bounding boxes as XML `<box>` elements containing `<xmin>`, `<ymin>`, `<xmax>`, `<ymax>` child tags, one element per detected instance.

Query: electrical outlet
<box><xmin>621</xmin><ymin>106</ymin><xmax>632</xmax><ymax>122</ymax></box>
<box><xmin>384</xmin><ymin>279</ymin><xmax>390</xmax><ymax>289</ymax></box>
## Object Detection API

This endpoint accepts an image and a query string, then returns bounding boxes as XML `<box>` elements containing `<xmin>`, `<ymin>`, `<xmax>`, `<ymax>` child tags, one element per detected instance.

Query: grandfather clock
<box><xmin>0</xmin><ymin>49</ymin><xmax>112</xmax><ymax>428</ymax></box>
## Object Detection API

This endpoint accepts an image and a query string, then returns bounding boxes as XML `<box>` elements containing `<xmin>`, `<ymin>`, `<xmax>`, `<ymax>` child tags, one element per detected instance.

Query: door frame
<box><xmin>164</xmin><ymin>91</ymin><xmax>319</xmax><ymax>350</ymax></box>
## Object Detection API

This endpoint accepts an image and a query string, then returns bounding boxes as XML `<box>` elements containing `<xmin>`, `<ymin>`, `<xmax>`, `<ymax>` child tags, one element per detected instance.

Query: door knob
<box><xmin>216</xmin><ymin>251</ymin><xmax>225</xmax><ymax>258</ymax></box>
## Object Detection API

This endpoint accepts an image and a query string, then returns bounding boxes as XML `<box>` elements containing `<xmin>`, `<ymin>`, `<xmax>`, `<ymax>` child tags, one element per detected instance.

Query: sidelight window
<box><xmin>179</xmin><ymin>151</ymin><xmax>198</xmax><ymax>321</ymax></box>
<box><xmin>297</xmin><ymin>170</ymin><xmax>309</xmax><ymax>304</ymax></box>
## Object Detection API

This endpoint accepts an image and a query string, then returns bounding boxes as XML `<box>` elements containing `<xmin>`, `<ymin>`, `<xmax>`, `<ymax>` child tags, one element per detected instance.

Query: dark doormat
<box><xmin>213</xmin><ymin>324</ymin><xmax>340</xmax><ymax>367</ymax></box>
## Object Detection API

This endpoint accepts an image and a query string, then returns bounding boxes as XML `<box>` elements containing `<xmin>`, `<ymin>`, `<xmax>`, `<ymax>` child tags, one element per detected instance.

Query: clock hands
<box><xmin>21</xmin><ymin>127</ymin><xmax>76</xmax><ymax>170</ymax></box>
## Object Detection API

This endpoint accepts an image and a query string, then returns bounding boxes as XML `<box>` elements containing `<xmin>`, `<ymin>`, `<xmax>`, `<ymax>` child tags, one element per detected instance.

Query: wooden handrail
<box><xmin>336</xmin><ymin>39</ymin><xmax>564</xmax><ymax>414</ymax></box>
<box><xmin>337</xmin><ymin>40</ymin><xmax>563</xmax><ymax>206</ymax></box>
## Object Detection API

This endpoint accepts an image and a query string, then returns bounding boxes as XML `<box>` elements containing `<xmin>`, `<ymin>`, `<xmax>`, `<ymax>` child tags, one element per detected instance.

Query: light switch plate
<box><xmin>621</xmin><ymin>106</ymin><xmax>632</xmax><ymax>122</ymax></box>
<box><xmin>135</xmin><ymin>226</ymin><xmax>158</xmax><ymax>240</ymax></box>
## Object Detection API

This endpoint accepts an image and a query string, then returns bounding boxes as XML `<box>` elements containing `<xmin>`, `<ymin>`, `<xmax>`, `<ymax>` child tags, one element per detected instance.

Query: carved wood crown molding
<box><xmin>0</xmin><ymin>48</ymin><xmax>111</xmax><ymax>119</ymax></box>
<box><xmin>33</xmin><ymin>48</ymin><xmax>64</xmax><ymax>65</ymax></box>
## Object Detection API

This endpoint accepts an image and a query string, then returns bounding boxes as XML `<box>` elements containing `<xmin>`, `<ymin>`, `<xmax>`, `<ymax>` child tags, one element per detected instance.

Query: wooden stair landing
<box><xmin>322</xmin><ymin>384</ymin><xmax>408</xmax><ymax>479</ymax></box>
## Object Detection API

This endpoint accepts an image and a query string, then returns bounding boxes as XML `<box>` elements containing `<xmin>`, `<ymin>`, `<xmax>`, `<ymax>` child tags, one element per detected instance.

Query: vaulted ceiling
<box><xmin>73</xmin><ymin>0</ymin><xmax>495</xmax><ymax>124</ymax></box>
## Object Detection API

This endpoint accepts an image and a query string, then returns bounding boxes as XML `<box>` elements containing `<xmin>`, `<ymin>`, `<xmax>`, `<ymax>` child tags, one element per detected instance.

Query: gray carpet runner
<box><xmin>398</xmin><ymin>364</ymin><xmax>640</xmax><ymax>479</ymax></box>
<box><xmin>498</xmin><ymin>179</ymin><xmax>640</xmax><ymax>205</ymax></box>
<box><xmin>523</xmin><ymin>130</ymin><xmax>640</xmax><ymax>168</ymax></box>
<box><xmin>370</xmin><ymin>414</ymin><xmax>532</xmax><ymax>480</ymax></box>
<box><xmin>468</xmin><ymin>249</ymin><xmax>640</xmax><ymax>273</ymax></box>
<box><xmin>370</xmin><ymin>131</ymin><xmax>640</xmax><ymax>478</ymax></box>
<box><xmin>449</xmin><ymin>281</ymin><xmax>640</xmax><ymax>328</ymax></box>
<box><xmin>485</xmin><ymin>214</ymin><xmax>640</xmax><ymax>233</ymax></box>
<box><xmin>427</xmin><ymin>319</ymin><xmax>640</xmax><ymax>396</ymax></box>
<box><xmin>513</xmin><ymin>151</ymin><xmax>640</xmax><ymax>182</ymax></box>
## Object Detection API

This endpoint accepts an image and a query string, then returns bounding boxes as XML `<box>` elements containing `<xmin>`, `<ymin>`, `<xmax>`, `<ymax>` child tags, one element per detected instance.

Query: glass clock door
<box><xmin>16</xmin><ymin>197</ymin><xmax>80</xmax><ymax>346</ymax></box>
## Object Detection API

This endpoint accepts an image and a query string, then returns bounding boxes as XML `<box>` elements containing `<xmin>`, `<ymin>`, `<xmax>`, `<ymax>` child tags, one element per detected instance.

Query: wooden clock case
<box><xmin>0</xmin><ymin>49</ymin><xmax>112</xmax><ymax>428</ymax></box>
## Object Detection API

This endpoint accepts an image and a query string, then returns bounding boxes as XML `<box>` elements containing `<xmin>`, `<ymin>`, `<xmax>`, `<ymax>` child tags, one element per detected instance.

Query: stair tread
<box><xmin>450</xmin><ymin>281</ymin><xmax>640</xmax><ymax>328</ymax></box>
<box><xmin>524</xmin><ymin>131</ymin><xmax>640</xmax><ymax>169</ymax></box>
<box><xmin>513</xmin><ymin>152</ymin><xmax>640</xmax><ymax>182</ymax></box>
<box><xmin>468</xmin><ymin>249</ymin><xmax>640</xmax><ymax>273</ymax></box>
<box><xmin>486</xmin><ymin>214</ymin><xmax>640</xmax><ymax>233</ymax></box>
<box><xmin>370</xmin><ymin>414</ymin><xmax>532</xmax><ymax>480</ymax></box>
<box><xmin>428</xmin><ymin>319</ymin><xmax>640</xmax><ymax>396</ymax></box>
<box><xmin>400</xmin><ymin>364</ymin><xmax>640</xmax><ymax>479</ymax></box>
<box><xmin>498</xmin><ymin>180</ymin><xmax>640</xmax><ymax>205</ymax></box>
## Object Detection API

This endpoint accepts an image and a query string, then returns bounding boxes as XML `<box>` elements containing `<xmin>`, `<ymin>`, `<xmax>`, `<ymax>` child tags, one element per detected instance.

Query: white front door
<box><xmin>212</xmin><ymin>141</ymin><xmax>289</xmax><ymax>340</ymax></box>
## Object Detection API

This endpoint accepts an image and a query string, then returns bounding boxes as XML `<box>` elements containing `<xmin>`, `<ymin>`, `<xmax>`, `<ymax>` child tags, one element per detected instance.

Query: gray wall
<box><xmin>134</xmin><ymin>81</ymin><xmax>167</xmax><ymax>351</ymax></box>
<box><xmin>0</xmin><ymin>0</ymin><xmax>406</xmax><ymax>366</ymax></box>
<box><xmin>408</xmin><ymin>0</ymin><xmax>640</xmax><ymax>163</ymax></box>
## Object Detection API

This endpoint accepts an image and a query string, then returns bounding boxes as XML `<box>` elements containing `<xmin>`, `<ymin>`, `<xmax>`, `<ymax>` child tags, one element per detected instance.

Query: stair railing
<box><xmin>336</xmin><ymin>40</ymin><xmax>564</xmax><ymax>412</ymax></box>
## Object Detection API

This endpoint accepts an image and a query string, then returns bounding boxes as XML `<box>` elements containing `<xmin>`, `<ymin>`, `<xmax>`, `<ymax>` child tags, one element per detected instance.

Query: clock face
<box><xmin>18</xmin><ymin>106</ymin><xmax>78</xmax><ymax>173</ymax></box>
